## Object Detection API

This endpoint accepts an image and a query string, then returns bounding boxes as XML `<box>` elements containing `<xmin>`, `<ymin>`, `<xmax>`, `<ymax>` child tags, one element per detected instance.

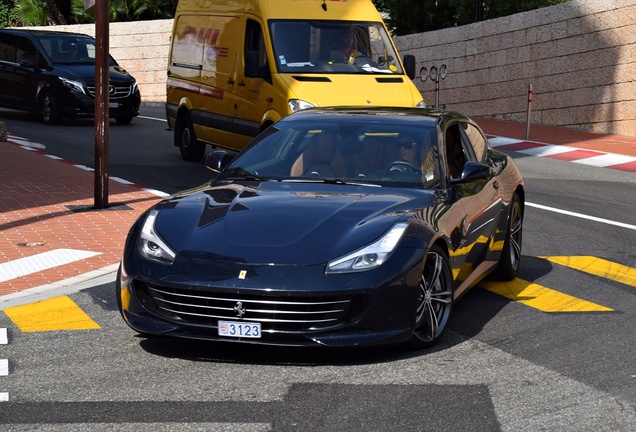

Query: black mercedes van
<box><xmin>0</xmin><ymin>29</ymin><xmax>140</xmax><ymax>124</ymax></box>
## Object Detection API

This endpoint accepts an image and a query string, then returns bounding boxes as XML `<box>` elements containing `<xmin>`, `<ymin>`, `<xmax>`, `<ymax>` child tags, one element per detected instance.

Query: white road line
<box><xmin>0</xmin><ymin>328</ymin><xmax>6</xmax><ymax>344</ymax></box>
<box><xmin>138</xmin><ymin>115</ymin><xmax>167</xmax><ymax>122</ymax></box>
<box><xmin>0</xmin><ymin>249</ymin><xmax>101</xmax><ymax>283</ymax></box>
<box><xmin>0</xmin><ymin>359</ymin><xmax>7</xmax><ymax>376</ymax></box>
<box><xmin>0</xmin><ymin>393</ymin><xmax>7</xmax><ymax>402</ymax></box>
<box><xmin>527</xmin><ymin>202</ymin><xmax>636</xmax><ymax>231</ymax></box>
<box><xmin>573</xmin><ymin>153</ymin><xmax>636</xmax><ymax>167</ymax></box>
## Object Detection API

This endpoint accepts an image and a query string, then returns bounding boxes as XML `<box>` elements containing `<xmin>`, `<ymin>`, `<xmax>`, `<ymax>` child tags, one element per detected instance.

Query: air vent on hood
<box><xmin>375</xmin><ymin>77</ymin><xmax>404</xmax><ymax>83</ymax></box>
<box><xmin>292</xmin><ymin>76</ymin><xmax>332</xmax><ymax>82</ymax></box>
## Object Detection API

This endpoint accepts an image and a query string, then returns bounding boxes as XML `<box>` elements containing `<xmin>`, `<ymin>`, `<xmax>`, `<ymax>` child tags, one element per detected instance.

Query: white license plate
<box><xmin>109</xmin><ymin>102</ymin><xmax>119</xmax><ymax>108</ymax></box>
<box><xmin>218</xmin><ymin>320</ymin><xmax>261</xmax><ymax>339</ymax></box>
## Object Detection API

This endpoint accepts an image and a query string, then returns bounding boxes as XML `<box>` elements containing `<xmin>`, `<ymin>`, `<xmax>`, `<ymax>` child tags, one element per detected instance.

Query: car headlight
<box><xmin>59</xmin><ymin>77</ymin><xmax>86</xmax><ymax>94</ymax></box>
<box><xmin>326</xmin><ymin>223</ymin><xmax>408</xmax><ymax>274</ymax></box>
<box><xmin>289</xmin><ymin>99</ymin><xmax>314</xmax><ymax>113</ymax></box>
<box><xmin>415</xmin><ymin>100</ymin><xmax>427</xmax><ymax>108</ymax></box>
<box><xmin>131</xmin><ymin>78</ymin><xmax>138</xmax><ymax>94</ymax></box>
<box><xmin>136</xmin><ymin>209</ymin><xmax>176</xmax><ymax>264</ymax></box>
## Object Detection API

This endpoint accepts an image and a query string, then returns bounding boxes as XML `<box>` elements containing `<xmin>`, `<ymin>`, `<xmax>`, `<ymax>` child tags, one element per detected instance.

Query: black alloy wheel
<box><xmin>40</xmin><ymin>91</ymin><xmax>61</xmax><ymax>125</ymax></box>
<box><xmin>492</xmin><ymin>193</ymin><xmax>523</xmax><ymax>281</ymax></box>
<box><xmin>176</xmin><ymin>113</ymin><xmax>205</xmax><ymax>162</ymax></box>
<box><xmin>408</xmin><ymin>244</ymin><xmax>453</xmax><ymax>349</ymax></box>
<box><xmin>115</xmin><ymin>115</ymin><xmax>133</xmax><ymax>125</ymax></box>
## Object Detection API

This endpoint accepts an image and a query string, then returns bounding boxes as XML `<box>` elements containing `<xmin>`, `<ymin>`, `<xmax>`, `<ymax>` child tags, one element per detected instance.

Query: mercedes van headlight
<box><xmin>289</xmin><ymin>99</ymin><xmax>314</xmax><ymax>113</ymax></box>
<box><xmin>60</xmin><ymin>77</ymin><xmax>86</xmax><ymax>95</ymax></box>
<box><xmin>137</xmin><ymin>209</ymin><xmax>176</xmax><ymax>265</ymax></box>
<box><xmin>415</xmin><ymin>100</ymin><xmax>427</xmax><ymax>108</ymax></box>
<box><xmin>326</xmin><ymin>223</ymin><xmax>408</xmax><ymax>274</ymax></box>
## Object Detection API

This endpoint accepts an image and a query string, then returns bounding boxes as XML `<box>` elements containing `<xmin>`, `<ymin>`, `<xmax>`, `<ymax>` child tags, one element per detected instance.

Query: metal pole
<box><xmin>435</xmin><ymin>77</ymin><xmax>440</xmax><ymax>109</ymax></box>
<box><xmin>526</xmin><ymin>83</ymin><xmax>533</xmax><ymax>140</ymax></box>
<box><xmin>94</xmin><ymin>0</ymin><xmax>109</xmax><ymax>209</ymax></box>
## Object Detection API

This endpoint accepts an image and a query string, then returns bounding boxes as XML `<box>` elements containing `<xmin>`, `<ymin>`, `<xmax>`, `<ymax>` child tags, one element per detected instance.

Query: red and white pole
<box><xmin>526</xmin><ymin>83</ymin><xmax>533</xmax><ymax>140</ymax></box>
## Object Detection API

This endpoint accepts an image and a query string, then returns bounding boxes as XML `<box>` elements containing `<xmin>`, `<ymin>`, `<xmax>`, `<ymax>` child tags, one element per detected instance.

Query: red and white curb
<box><xmin>488</xmin><ymin>136</ymin><xmax>636</xmax><ymax>172</ymax></box>
<box><xmin>5</xmin><ymin>134</ymin><xmax>169</xmax><ymax>197</ymax></box>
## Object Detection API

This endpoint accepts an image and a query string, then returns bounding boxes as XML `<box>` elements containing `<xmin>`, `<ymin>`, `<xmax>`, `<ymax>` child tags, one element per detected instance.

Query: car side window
<box><xmin>460</xmin><ymin>123</ymin><xmax>487</xmax><ymax>162</ymax></box>
<box><xmin>444</xmin><ymin>124</ymin><xmax>468</xmax><ymax>179</ymax></box>
<box><xmin>0</xmin><ymin>34</ymin><xmax>16</xmax><ymax>62</ymax></box>
<box><xmin>16</xmin><ymin>36</ymin><xmax>39</xmax><ymax>66</ymax></box>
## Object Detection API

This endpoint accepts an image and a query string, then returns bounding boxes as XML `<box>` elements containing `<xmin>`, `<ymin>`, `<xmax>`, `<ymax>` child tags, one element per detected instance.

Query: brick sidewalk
<box><xmin>0</xmin><ymin>142</ymin><xmax>161</xmax><ymax>298</ymax></box>
<box><xmin>476</xmin><ymin>118</ymin><xmax>636</xmax><ymax>157</ymax></box>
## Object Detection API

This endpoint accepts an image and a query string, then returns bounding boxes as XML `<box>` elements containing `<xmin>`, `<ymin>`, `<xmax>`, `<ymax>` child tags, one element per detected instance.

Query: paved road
<box><xmin>0</xmin><ymin>106</ymin><xmax>635</xmax><ymax>430</ymax></box>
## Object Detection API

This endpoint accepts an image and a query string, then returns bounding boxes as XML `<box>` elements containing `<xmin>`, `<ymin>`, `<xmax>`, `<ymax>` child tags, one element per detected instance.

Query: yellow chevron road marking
<box><xmin>4</xmin><ymin>296</ymin><xmax>100</xmax><ymax>332</ymax></box>
<box><xmin>480</xmin><ymin>278</ymin><xmax>613</xmax><ymax>312</ymax></box>
<box><xmin>541</xmin><ymin>256</ymin><xmax>636</xmax><ymax>287</ymax></box>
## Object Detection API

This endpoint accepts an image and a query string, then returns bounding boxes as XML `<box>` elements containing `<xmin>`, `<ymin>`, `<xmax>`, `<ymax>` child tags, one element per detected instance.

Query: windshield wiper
<box><xmin>223</xmin><ymin>167</ymin><xmax>270</xmax><ymax>182</ymax></box>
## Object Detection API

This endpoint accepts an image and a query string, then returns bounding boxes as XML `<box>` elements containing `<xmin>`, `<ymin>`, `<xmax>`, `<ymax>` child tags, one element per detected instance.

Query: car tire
<box><xmin>407</xmin><ymin>244</ymin><xmax>454</xmax><ymax>349</ymax></box>
<box><xmin>115</xmin><ymin>115</ymin><xmax>133</xmax><ymax>125</ymax></box>
<box><xmin>40</xmin><ymin>91</ymin><xmax>61</xmax><ymax>125</ymax></box>
<box><xmin>491</xmin><ymin>193</ymin><xmax>523</xmax><ymax>281</ymax></box>
<box><xmin>176</xmin><ymin>114</ymin><xmax>205</xmax><ymax>162</ymax></box>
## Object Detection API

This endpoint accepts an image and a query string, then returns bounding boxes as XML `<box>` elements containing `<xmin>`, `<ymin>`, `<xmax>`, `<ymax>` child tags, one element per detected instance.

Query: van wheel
<box><xmin>40</xmin><ymin>92</ymin><xmax>61</xmax><ymax>125</ymax></box>
<box><xmin>115</xmin><ymin>115</ymin><xmax>133</xmax><ymax>125</ymax></box>
<box><xmin>176</xmin><ymin>114</ymin><xmax>205</xmax><ymax>162</ymax></box>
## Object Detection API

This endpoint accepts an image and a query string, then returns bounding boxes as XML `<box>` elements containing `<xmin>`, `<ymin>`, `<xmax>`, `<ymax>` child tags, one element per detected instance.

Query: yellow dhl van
<box><xmin>166</xmin><ymin>0</ymin><xmax>425</xmax><ymax>161</ymax></box>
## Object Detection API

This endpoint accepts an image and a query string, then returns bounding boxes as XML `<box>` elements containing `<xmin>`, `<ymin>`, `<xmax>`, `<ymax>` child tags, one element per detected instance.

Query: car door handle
<box><xmin>227</xmin><ymin>78</ymin><xmax>234</xmax><ymax>85</ymax></box>
<box><xmin>238</xmin><ymin>81</ymin><xmax>245</xmax><ymax>87</ymax></box>
<box><xmin>493</xmin><ymin>181</ymin><xmax>500</xmax><ymax>189</ymax></box>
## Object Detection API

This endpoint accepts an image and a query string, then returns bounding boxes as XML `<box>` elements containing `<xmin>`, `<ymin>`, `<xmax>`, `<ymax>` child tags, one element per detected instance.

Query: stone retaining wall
<box><xmin>27</xmin><ymin>0</ymin><xmax>636</xmax><ymax>136</ymax></box>
<box><xmin>395</xmin><ymin>0</ymin><xmax>636</xmax><ymax>136</ymax></box>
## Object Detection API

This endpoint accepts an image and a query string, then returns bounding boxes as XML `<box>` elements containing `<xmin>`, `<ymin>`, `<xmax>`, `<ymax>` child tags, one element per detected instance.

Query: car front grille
<box><xmin>86</xmin><ymin>84</ymin><xmax>132</xmax><ymax>99</ymax></box>
<box><xmin>136</xmin><ymin>281</ymin><xmax>362</xmax><ymax>333</ymax></box>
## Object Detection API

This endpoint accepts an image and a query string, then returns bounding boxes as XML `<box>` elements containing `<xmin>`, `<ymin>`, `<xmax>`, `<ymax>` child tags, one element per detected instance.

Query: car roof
<box><xmin>0</xmin><ymin>28</ymin><xmax>92</xmax><ymax>39</ymax></box>
<box><xmin>282</xmin><ymin>107</ymin><xmax>471</xmax><ymax>127</ymax></box>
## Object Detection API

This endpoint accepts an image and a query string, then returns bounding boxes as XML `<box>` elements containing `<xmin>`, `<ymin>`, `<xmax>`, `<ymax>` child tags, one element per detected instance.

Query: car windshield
<box><xmin>269</xmin><ymin>20</ymin><xmax>403</xmax><ymax>74</ymax></box>
<box><xmin>219</xmin><ymin>117</ymin><xmax>441</xmax><ymax>189</ymax></box>
<box><xmin>39</xmin><ymin>35</ymin><xmax>115</xmax><ymax>65</ymax></box>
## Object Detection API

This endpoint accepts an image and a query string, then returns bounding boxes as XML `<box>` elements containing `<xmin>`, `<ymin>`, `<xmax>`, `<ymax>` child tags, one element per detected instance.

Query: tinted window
<box><xmin>15</xmin><ymin>37</ymin><xmax>39</xmax><ymax>66</ymax></box>
<box><xmin>0</xmin><ymin>34</ymin><xmax>16</xmax><ymax>62</ymax></box>
<box><xmin>462</xmin><ymin>123</ymin><xmax>487</xmax><ymax>162</ymax></box>
<box><xmin>220</xmin><ymin>118</ymin><xmax>439</xmax><ymax>189</ymax></box>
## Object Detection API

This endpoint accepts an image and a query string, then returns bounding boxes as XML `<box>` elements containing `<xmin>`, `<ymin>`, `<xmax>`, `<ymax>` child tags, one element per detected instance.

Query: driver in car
<box><xmin>329</xmin><ymin>28</ymin><xmax>362</xmax><ymax>64</ymax></box>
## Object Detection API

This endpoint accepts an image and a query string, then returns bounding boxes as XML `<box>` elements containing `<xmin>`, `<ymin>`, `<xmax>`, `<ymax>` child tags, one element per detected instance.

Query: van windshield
<box><xmin>269</xmin><ymin>20</ymin><xmax>404</xmax><ymax>75</ymax></box>
<box><xmin>38</xmin><ymin>35</ymin><xmax>115</xmax><ymax>65</ymax></box>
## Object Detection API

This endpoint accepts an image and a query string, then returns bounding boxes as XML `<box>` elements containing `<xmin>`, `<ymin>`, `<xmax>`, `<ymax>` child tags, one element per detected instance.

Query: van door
<box><xmin>234</xmin><ymin>18</ymin><xmax>272</xmax><ymax>149</ymax></box>
<box><xmin>198</xmin><ymin>15</ymin><xmax>242</xmax><ymax>150</ymax></box>
<box><xmin>168</xmin><ymin>15</ymin><xmax>206</xmax><ymax>127</ymax></box>
<box><xmin>13</xmin><ymin>35</ymin><xmax>42</xmax><ymax>111</ymax></box>
<box><xmin>0</xmin><ymin>33</ymin><xmax>18</xmax><ymax>107</ymax></box>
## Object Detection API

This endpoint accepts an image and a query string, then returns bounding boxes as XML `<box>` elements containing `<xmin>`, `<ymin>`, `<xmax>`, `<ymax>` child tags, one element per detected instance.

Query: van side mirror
<box><xmin>403</xmin><ymin>55</ymin><xmax>416</xmax><ymax>79</ymax></box>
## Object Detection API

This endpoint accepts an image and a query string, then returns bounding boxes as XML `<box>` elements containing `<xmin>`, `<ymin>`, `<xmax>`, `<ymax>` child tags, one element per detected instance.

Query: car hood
<box><xmin>153</xmin><ymin>182</ymin><xmax>434</xmax><ymax>265</ymax></box>
<box><xmin>52</xmin><ymin>64</ymin><xmax>133</xmax><ymax>82</ymax></box>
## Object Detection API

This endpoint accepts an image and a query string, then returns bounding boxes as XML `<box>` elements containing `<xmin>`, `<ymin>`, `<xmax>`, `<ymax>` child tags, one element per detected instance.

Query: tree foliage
<box><xmin>374</xmin><ymin>0</ymin><xmax>570</xmax><ymax>35</ymax></box>
<box><xmin>1</xmin><ymin>0</ymin><xmax>177</xmax><ymax>27</ymax></box>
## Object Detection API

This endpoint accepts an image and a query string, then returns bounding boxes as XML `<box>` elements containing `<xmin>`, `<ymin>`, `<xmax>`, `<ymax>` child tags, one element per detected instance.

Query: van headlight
<box><xmin>136</xmin><ymin>210</ymin><xmax>176</xmax><ymax>265</ymax></box>
<box><xmin>326</xmin><ymin>223</ymin><xmax>408</xmax><ymax>274</ymax></box>
<box><xmin>59</xmin><ymin>77</ymin><xmax>86</xmax><ymax>95</ymax></box>
<box><xmin>415</xmin><ymin>100</ymin><xmax>427</xmax><ymax>108</ymax></box>
<box><xmin>289</xmin><ymin>99</ymin><xmax>314</xmax><ymax>113</ymax></box>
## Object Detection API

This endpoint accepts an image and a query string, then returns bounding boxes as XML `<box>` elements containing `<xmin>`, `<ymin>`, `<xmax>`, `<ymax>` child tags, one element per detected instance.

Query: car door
<box><xmin>442</xmin><ymin>121</ymin><xmax>503</xmax><ymax>286</ymax></box>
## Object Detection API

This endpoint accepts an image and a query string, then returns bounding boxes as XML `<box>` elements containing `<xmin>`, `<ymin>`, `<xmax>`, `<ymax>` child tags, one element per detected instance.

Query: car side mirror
<box><xmin>205</xmin><ymin>150</ymin><xmax>234</xmax><ymax>173</ymax></box>
<box><xmin>403</xmin><ymin>55</ymin><xmax>416</xmax><ymax>79</ymax></box>
<box><xmin>449</xmin><ymin>161</ymin><xmax>491</xmax><ymax>185</ymax></box>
